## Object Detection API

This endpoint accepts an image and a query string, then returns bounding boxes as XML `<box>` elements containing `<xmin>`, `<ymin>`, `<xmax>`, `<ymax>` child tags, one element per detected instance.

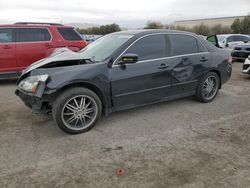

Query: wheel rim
<box><xmin>202</xmin><ymin>75</ymin><xmax>218</xmax><ymax>100</ymax></box>
<box><xmin>62</xmin><ymin>95</ymin><xmax>98</xmax><ymax>131</ymax></box>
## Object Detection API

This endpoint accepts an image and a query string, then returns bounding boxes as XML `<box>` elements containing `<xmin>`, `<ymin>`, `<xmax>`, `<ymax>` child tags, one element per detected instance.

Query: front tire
<box><xmin>195</xmin><ymin>72</ymin><xmax>220</xmax><ymax>103</ymax></box>
<box><xmin>52</xmin><ymin>87</ymin><xmax>102</xmax><ymax>134</ymax></box>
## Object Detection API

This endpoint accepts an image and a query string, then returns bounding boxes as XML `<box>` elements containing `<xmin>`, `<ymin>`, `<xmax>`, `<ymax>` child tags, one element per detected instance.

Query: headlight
<box><xmin>18</xmin><ymin>74</ymin><xmax>49</xmax><ymax>93</ymax></box>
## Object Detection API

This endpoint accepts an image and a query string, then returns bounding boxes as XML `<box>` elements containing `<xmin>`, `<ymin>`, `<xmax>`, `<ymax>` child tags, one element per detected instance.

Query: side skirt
<box><xmin>111</xmin><ymin>91</ymin><xmax>195</xmax><ymax>113</ymax></box>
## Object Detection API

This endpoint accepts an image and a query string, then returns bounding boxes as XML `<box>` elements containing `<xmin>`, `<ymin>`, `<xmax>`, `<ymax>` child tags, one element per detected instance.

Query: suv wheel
<box><xmin>195</xmin><ymin>72</ymin><xmax>220</xmax><ymax>103</ymax></box>
<box><xmin>52</xmin><ymin>87</ymin><xmax>102</xmax><ymax>134</ymax></box>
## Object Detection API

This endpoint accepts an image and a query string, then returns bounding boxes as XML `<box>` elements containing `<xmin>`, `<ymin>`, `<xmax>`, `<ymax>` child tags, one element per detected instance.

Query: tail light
<box><xmin>79</xmin><ymin>41</ymin><xmax>88</xmax><ymax>48</ymax></box>
<box><xmin>228</xmin><ymin>56</ymin><xmax>233</xmax><ymax>64</ymax></box>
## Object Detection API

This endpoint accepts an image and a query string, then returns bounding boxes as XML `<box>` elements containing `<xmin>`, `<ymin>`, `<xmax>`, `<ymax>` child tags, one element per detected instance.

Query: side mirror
<box><xmin>118</xmin><ymin>53</ymin><xmax>138</xmax><ymax>64</ymax></box>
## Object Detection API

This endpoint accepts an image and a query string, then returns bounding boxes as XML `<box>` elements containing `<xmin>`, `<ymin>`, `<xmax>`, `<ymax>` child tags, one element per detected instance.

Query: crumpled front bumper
<box><xmin>15</xmin><ymin>89</ymin><xmax>43</xmax><ymax>111</ymax></box>
<box><xmin>15</xmin><ymin>88</ymin><xmax>53</xmax><ymax>113</ymax></box>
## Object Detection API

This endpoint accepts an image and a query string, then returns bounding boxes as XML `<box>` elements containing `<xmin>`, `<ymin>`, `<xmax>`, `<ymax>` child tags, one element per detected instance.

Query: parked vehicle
<box><xmin>231</xmin><ymin>43</ymin><xmax>250</xmax><ymax>61</ymax></box>
<box><xmin>0</xmin><ymin>22</ymin><xmax>87</xmax><ymax>78</ymax></box>
<box><xmin>207</xmin><ymin>34</ymin><xmax>250</xmax><ymax>49</ymax></box>
<box><xmin>16</xmin><ymin>30</ymin><xmax>232</xmax><ymax>134</ymax></box>
<box><xmin>242</xmin><ymin>56</ymin><xmax>250</xmax><ymax>75</ymax></box>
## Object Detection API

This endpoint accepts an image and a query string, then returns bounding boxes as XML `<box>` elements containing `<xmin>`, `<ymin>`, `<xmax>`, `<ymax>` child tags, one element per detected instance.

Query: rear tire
<box><xmin>195</xmin><ymin>72</ymin><xmax>220</xmax><ymax>103</ymax></box>
<box><xmin>52</xmin><ymin>87</ymin><xmax>102</xmax><ymax>134</ymax></box>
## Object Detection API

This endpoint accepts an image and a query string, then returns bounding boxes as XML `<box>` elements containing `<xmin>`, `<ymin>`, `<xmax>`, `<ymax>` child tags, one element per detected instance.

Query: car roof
<box><xmin>217</xmin><ymin>34</ymin><xmax>250</xmax><ymax>37</ymax></box>
<box><xmin>0</xmin><ymin>23</ymin><xmax>74</xmax><ymax>28</ymax></box>
<box><xmin>115</xmin><ymin>29</ymin><xmax>194</xmax><ymax>36</ymax></box>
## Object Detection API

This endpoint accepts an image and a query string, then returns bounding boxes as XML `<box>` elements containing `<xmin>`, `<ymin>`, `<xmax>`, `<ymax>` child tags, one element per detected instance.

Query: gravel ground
<box><xmin>0</xmin><ymin>63</ymin><xmax>250</xmax><ymax>188</ymax></box>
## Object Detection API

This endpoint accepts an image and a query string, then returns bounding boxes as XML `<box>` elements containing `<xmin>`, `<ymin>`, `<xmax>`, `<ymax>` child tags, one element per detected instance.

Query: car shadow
<box><xmin>0</xmin><ymin>78</ymin><xmax>18</xmax><ymax>85</ymax></box>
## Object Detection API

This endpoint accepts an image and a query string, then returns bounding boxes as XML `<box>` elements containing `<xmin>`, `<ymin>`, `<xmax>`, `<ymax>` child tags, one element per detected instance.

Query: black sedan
<box><xmin>16</xmin><ymin>30</ymin><xmax>232</xmax><ymax>134</ymax></box>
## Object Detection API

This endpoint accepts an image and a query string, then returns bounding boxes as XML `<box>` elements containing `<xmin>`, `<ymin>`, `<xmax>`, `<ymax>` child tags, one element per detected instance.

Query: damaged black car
<box><xmin>16</xmin><ymin>30</ymin><xmax>232</xmax><ymax>134</ymax></box>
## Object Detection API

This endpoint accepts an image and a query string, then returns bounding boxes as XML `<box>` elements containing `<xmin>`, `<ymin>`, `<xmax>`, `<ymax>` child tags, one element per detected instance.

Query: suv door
<box><xmin>16</xmin><ymin>28</ymin><xmax>55</xmax><ymax>71</ymax></box>
<box><xmin>111</xmin><ymin>34</ymin><xmax>172</xmax><ymax>110</ymax></box>
<box><xmin>0</xmin><ymin>28</ymin><xmax>16</xmax><ymax>73</ymax></box>
<box><xmin>167</xmin><ymin>34</ymin><xmax>210</xmax><ymax>96</ymax></box>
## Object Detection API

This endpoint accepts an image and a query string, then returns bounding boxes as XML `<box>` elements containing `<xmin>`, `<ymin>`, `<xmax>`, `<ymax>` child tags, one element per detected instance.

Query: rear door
<box><xmin>0</xmin><ymin>28</ymin><xmax>16</xmax><ymax>73</ymax></box>
<box><xmin>166</xmin><ymin>34</ymin><xmax>210</xmax><ymax>96</ymax></box>
<box><xmin>16</xmin><ymin>28</ymin><xmax>55</xmax><ymax>71</ymax></box>
<box><xmin>111</xmin><ymin>34</ymin><xmax>172</xmax><ymax>110</ymax></box>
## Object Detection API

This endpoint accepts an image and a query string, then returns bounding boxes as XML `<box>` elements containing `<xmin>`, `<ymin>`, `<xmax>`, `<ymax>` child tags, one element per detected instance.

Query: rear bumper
<box><xmin>231</xmin><ymin>51</ymin><xmax>250</xmax><ymax>60</ymax></box>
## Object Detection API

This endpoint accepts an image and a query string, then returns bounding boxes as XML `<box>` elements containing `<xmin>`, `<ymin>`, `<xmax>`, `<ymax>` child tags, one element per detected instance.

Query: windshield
<box><xmin>79</xmin><ymin>34</ymin><xmax>133</xmax><ymax>62</ymax></box>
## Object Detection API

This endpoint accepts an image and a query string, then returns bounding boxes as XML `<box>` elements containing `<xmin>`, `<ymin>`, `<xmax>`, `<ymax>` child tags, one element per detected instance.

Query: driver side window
<box><xmin>125</xmin><ymin>34</ymin><xmax>167</xmax><ymax>61</ymax></box>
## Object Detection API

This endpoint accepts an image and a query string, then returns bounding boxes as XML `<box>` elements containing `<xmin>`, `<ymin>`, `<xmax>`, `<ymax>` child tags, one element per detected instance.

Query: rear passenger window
<box><xmin>17</xmin><ymin>28</ymin><xmax>51</xmax><ymax>42</ymax></box>
<box><xmin>125</xmin><ymin>35</ymin><xmax>167</xmax><ymax>61</ymax></box>
<box><xmin>57</xmin><ymin>28</ymin><xmax>82</xmax><ymax>41</ymax></box>
<box><xmin>168</xmin><ymin>35</ymin><xmax>200</xmax><ymax>56</ymax></box>
<box><xmin>0</xmin><ymin>28</ymin><xmax>14</xmax><ymax>43</ymax></box>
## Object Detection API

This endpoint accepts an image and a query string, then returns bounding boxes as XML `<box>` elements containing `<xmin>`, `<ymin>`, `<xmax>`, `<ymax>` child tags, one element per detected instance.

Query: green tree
<box><xmin>145</xmin><ymin>21</ymin><xmax>164</xmax><ymax>29</ymax></box>
<box><xmin>192</xmin><ymin>23</ymin><xmax>210</xmax><ymax>36</ymax></box>
<box><xmin>231</xmin><ymin>18</ymin><xmax>242</xmax><ymax>33</ymax></box>
<box><xmin>77</xmin><ymin>23</ymin><xmax>121</xmax><ymax>35</ymax></box>
<box><xmin>241</xmin><ymin>15</ymin><xmax>250</xmax><ymax>34</ymax></box>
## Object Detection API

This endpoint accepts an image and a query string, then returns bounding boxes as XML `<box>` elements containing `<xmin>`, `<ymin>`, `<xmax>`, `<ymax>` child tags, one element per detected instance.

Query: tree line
<box><xmin>76</xmin><ymin>23</ymin><xmax>121</xmax><ymax>35</ymax></box>
<box><xmin>76</xmin><ymin>15</ymin><xmax>250</xmax><ymax>36</ymax></box>
<box><xmin>147</xmin><ymin>15</ymin><xmax>250</xmax><ymax>36</ymax></box>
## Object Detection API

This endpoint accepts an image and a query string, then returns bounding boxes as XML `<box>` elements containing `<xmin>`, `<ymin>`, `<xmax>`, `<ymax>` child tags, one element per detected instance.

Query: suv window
<box><xmin>168</xmin><ymin>34</ymin><xmax>199</xmax><ymax>56</ymax></box>
<box><xmin>227</xmin><ymin>36</ymin><xmax>236</xmax><ymax>43</ymax></box>
<box><xmin>57</xmin><ymin>28</ymin><xmax>82</xmax><ymax>41</ymax></box>
<box><xmin>125</xmin><ymin>34</ymin><xmax>167</xmax><ymax>61</ymax></box>
<box><xmin>17</xmin><ymin>28</ymin><xmax>51</xmax><ymax>42</ymax></box>
<box><xmin>236</xmin><ymin>36</ymin><xmax>250</xmax><ymax>42</ymax></box>
<box><xmin>0</xmin><ymin>28</ymin><xmax>15</xmax><ymax>43</ymax></box>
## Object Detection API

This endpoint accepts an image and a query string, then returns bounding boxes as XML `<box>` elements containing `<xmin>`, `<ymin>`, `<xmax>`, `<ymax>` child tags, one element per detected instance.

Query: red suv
<box><xmin>0</xmin><ymin>22</ymin><xmax>87</xmax><ymax>78</ymax></box>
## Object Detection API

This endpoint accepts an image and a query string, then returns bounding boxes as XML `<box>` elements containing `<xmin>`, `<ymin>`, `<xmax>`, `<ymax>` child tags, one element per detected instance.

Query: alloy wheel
<box><xmin>61</xmin><ymin>95</ymin><xmax>98</xmax><ymax>131</ymax></box>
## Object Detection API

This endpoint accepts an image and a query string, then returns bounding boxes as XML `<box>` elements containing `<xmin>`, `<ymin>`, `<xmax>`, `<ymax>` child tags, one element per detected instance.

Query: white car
<box><xmin>242</xmin><ymin>56</ymin><xmax>250</xmax><ymax>75</ymax></box>
<box><xmin>217</xmin><ymin>34</ymin><xmax>250</xmax><ymax>49</ymax></box>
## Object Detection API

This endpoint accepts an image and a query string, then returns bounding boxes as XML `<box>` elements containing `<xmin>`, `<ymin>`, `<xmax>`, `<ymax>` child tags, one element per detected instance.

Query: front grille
<box><xmin>243</xmin><ymin>64</ymin><xmax>250</xmax><ymax>70</ymax></box>
<box><xmin>235</xmin><ymin>47</ymin><xmax>242</xmax><ymax>51</ymax></box>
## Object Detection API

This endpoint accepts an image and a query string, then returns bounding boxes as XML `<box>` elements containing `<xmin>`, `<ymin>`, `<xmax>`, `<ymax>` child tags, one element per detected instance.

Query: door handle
<box><xmin>158</xmin><ymin>63</ymin><xmax>168</xmax><ymax>69</ymax></box>
<box><xmin>200</xmin><ymin>57</ymin><xmax>208</xmax><ymax>62</ymax></box>
<box><xmin>3</xmin><ymin>45</ymin><xmax>11</xmax><ymax>49</ymax></box>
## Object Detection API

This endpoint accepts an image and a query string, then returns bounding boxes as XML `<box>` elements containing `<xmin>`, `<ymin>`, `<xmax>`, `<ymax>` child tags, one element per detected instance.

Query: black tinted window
<box><xmin>57</xmin><ymin>28</ymin><xmax>82</xmax><ymax>41</ymax></box>
<box><xmin>168</xmin><ymin>34</ymin><xmax>199</xmax><ymax>56</ymax></box>
<box><xmin>125</xmin><ymin>35</ymin><xmax>166</xmax><ymax>61</ymax></box>
<box><xmin>17</xmin><ymin>28</ymin><xmax>51</xmax><ymax>42</ymax></box>
<box><xmin>0</xmin><ymin>28</ymin><xmax>14</xmax><ymax>43</ymax></box>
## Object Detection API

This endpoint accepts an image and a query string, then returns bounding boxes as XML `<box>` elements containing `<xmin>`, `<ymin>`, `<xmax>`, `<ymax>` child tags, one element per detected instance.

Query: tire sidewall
<box><xmin>53</xmin><ymin>87</ymin><xmax>102</xmax><ymax>134</ymax></box>
<box><xmin>196</xmin><ymin>72</ymin><xmax>220</xmax><ymax>103</ymax></box>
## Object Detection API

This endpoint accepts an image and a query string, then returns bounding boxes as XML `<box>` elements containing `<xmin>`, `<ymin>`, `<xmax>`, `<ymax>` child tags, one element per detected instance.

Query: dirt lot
<box><xmin>0</xmin><ymin>63</ymin><xmax>250</xmax><ymax>188</ymax></box>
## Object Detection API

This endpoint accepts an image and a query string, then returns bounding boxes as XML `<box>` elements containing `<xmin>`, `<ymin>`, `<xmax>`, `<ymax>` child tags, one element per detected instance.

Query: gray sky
<box><xmin>0</xmin><ymin>0</ymin><xmax>249</xmax><ymax>28</ymax></box>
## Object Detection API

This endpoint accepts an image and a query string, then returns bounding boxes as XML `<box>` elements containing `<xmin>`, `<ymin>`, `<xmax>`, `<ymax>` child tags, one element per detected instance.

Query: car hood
<box><xmin>23</xmin><ymin>48</ymin><xmax>84</xmax><ymax>74</ymax></box>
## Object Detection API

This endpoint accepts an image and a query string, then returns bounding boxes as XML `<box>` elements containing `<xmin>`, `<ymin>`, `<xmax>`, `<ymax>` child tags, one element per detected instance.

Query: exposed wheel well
<box><xmin>54</xmin><ymin>82</ymin><xmax>107</xmax><ymax>114</ymax></box>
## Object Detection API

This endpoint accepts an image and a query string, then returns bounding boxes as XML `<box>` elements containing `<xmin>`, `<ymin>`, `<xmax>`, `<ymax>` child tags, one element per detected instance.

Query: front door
<box><xmin>0</xmin><ymin>28</ymin><xmax>16</xmax><ymax>73</ymax></box>
<box><xmin>110</xmin><ymin>34</ymin><xmax>172</xmax><ymax>110</ymax></box>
